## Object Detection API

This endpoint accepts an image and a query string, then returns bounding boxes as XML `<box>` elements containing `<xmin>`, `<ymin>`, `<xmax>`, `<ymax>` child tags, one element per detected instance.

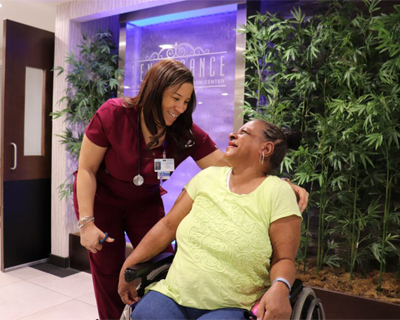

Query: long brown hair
<box><xmin>125</xmin><ymin>59</ymin><xmax>196</xmax><ymax>150</ymax></box>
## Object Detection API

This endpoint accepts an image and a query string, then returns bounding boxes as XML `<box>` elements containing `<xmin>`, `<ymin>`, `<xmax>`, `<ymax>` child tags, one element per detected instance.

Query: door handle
<box><xmin>10</xmin><ymin>142</ymin><xmax>17</xmax><ymax>170</ymax></box>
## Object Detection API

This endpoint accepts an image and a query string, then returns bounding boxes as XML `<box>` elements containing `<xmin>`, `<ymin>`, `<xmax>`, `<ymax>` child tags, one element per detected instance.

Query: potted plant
<box><xmin>52</xmin><ymin>30</ymin><xmax>124</xmax><ymax>199</ymax></box>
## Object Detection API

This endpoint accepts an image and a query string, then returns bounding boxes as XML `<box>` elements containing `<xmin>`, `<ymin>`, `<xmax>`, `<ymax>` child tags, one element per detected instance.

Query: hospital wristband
<box><xmin>272</xmin><ymin>277</ymin><xmax>291</xmax><ymax>293</ymax></box>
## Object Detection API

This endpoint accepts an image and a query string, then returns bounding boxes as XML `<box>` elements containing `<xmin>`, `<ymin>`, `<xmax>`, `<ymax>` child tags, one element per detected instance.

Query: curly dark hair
<box><xmin>257</xmin><ymin>120</ymin><xmax>302</xmax><ymax>173</ymax></box>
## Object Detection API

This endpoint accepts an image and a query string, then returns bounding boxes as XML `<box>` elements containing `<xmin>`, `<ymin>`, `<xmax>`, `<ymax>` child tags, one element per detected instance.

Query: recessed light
<box><xmin>222</xmin><ymin>93</ymin><xmax>228</xmax><ymax>96</ymax></box>
<box><xmin>198</xmin><ymin>102</ymin><xmax>203</xmax><ymax>105</ymax></box>
<box><xmin>0</xmin><ymin>4</ymin><xmax>3</xmax><ymax>8</ymax></box>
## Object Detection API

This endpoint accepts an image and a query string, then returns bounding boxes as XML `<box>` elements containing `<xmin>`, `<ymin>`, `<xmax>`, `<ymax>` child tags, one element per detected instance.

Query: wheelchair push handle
<box><xmin>244</xmin><ymin>310</ymin><xmax>257</xmax><ymax>320</ymax></box>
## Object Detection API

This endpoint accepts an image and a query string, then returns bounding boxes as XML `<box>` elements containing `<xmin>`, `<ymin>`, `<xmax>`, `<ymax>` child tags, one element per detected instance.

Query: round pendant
<box><xmin>133</xmin><ymin>174</ymin><xmax>144</xmax><ymax>186</ymax></box>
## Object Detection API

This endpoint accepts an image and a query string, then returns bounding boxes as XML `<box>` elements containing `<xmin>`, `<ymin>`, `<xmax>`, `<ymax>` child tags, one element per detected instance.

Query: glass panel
<box><xmin>24</xmin><ymin>67</ymin><xmax>44</xmax><ymax>156</ymax></box>
<box><xmin>125</xmin><ymin>9</ymin><xmax>237</xmax><ymax>213</ymax></box>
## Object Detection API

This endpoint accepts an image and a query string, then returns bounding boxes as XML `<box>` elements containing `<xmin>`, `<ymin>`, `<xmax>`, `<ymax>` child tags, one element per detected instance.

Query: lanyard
<box><xmin>133</xmin><ymin>113</ymin><xmax>169</xmax><ymax>187</ymax></box>
<box><xmin>159</xmin><ymin>140</ymin><xmax>168</xmax><ymax>186</ymax></box>
<box><xmin>133</xmin><ymin>113</ymin><xmax>144</xmax><ymax>186</ymax></box>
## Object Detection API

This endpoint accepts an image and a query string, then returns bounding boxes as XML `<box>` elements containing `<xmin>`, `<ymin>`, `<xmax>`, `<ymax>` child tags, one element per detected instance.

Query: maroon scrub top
<box><xmin>84</xmin><ymin>98</ymin><xmax>218</xmax><ymax>206</ymax></box>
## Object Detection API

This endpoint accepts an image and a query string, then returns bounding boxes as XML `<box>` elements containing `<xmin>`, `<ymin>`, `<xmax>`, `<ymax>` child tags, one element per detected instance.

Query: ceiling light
<box><xmin>222</xmin><ymin>93</ymin><xmax>228</xmax><ymax>96</ymax></box>
<box><xmin>129</xmin><ymin>4</ymin><xmax>237</xmax><ymax>27</ymax></box>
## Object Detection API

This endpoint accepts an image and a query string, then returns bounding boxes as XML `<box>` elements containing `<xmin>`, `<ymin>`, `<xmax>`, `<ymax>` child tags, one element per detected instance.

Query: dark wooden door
<box><xmin>1</xmin><ymin>20</ymin><xmax>54</xmax><ymax>270</ymax></box>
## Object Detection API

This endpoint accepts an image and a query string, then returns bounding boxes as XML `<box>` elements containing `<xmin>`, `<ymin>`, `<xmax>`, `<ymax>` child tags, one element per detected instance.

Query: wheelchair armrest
<box><xmin>124</xmin><ymin>252</ymin><xmax>174</xmax><ymax>282</ymax></box>
<box><xmin>124</xmin><ymin>252</ymin><xmax>174</xmax><ymax>298</ymax></box>
<box><xmin>289</xmin><ymin>279</ymin><xmax>303</xmax><ymax>304</ymax></box>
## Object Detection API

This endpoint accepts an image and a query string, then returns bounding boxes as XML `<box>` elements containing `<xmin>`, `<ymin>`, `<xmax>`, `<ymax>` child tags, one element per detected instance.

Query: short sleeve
<box><xmin>184</xmin><ymin>174</ymin><xmax>199</xmax><ymax>201</ymax></box>
<box><xmin>189</xmin><ymin>123</ymin><xmax>218</xmax><ymax>161</ymax></box>
<box><xmin>184</xmin><ymin>167</ymin><xmax>209</xmax><ymax>200</ymax></box>
<box><xmin>270</xmin><ymin>181</ymin><xmax>302</xmax><ymax>223</ymax></box>
<box><xmin>85</xmin><ymin>100</ymin><xmax>114</xmax><ymax>147</ymax></box>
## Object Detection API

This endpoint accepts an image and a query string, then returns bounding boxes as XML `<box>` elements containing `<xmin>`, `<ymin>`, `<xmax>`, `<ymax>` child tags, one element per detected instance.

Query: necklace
<box><xmin>133</xmin><ymin>113</ymin><xmax>144</xmax><ymax>186</ymax></box>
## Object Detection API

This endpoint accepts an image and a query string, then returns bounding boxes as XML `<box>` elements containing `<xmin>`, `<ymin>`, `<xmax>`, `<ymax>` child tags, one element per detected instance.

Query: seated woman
<box><xmin>118</xmin><ymin>119</ymin><xmax>302</xmax><ymax>320</ymax></box>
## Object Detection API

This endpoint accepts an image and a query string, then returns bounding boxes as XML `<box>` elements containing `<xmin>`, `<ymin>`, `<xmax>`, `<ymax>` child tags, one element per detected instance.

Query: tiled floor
<box><xmin>0</xmin><ymin>266</ymin><xmax>99</xmax><ymax>320</ymax></box>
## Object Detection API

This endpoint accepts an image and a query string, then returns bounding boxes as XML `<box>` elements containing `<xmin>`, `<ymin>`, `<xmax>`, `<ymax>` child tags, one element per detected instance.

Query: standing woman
<box><xmin>73</xmin><ymin>59</ymin><xmax>308</xmax><ymax>320</ymax></box>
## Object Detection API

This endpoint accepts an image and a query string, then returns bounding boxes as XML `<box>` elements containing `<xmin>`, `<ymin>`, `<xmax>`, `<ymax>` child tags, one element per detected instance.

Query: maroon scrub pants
<box><xmin>74</xmin><ymin>192</ymin><xmax>168</xmax><ymax>320</ymax></box>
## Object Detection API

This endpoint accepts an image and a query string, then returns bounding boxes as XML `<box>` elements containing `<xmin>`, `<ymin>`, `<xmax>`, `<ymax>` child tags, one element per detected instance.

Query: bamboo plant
<box><xmin>240</xmin><ymin>0</ymin><xmax>400</xmax><ymax>287</ymax></box>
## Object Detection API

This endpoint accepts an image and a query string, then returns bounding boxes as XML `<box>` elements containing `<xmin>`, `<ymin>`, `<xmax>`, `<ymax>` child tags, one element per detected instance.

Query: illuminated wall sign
<box><xmin>135</xmin><ymin>43</ymin><xmax>227</xmax><ymax>89</ymax></box>
<box><xmin>124</xmin><ymin>10</ymin><xmax>237</xmax><ymax>212</ymax></box>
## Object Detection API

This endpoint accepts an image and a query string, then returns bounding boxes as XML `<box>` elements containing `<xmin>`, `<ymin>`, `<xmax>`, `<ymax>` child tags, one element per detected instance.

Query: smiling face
<box><xmin>161</xmin><ymin>83</ymin><xmax>194</xmax><ymax>126</ymax></box>
<box><xmin>224</xmin><ymin>120</ymin><xmax>272</xmax><ymax>164</ymax></box>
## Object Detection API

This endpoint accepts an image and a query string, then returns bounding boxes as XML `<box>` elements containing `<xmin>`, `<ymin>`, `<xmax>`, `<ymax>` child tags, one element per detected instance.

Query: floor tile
<box><xmin>7</xmin><ymin>267</ymin><xmax>48</xmax><ymax>280</ymax></box>
<box><xmin>0</xmin><ymin>281</ymin><xmax>71</xmax><ymax>320</ymax></box>
<box><xmin>28</xmin><ymin>271</ymin><xmax>94</xmax><ymax>298</ymax></box>
<box><xmin>76</xmin><ymin>291</ymin><xmax>97</xmax><ymax>307</ymax></box>
<box><xmin>18</xmin><ymin>299</ymin><xmax>99</xmax><ymax>320</ymax></box>
<box><xmin>0</xmin><ymin>271</ymin><xmax>21</xmax><ymax>287</ymax></box>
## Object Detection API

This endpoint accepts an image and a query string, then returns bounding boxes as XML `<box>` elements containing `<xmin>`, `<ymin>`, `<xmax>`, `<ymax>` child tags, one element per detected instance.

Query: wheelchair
<box><xmin>120</xmin><ymin>253</ymin><xmax>325</xmax><ymax>320</ymax></box>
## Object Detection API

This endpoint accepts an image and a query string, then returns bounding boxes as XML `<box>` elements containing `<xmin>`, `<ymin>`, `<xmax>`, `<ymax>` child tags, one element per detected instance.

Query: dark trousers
<box><xmin>74</xmin><ymin>192</ymin><xmax>169</xmax><ymax>320</ymax></box>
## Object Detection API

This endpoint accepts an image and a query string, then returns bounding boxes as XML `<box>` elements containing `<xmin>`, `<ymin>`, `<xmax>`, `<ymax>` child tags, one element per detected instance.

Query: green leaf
<box><xmin>365</xmin><ymin>133</ymin><xmax>383</xmax><ymax>150</ymax></box>
<box><xmin>109</xmin><ymin>78</ymin><xmax>119</xmax><ymax>90</ymax></box>
<box><xmin>51</xmin><ymin>29</ymin><xmax>122</xmax><ymax>199</ymax></box>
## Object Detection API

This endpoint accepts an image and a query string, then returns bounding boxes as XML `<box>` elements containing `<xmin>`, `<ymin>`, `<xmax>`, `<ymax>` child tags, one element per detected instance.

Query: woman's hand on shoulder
<box><xmin>80</xmin><ymin>224</ymin><xmax>114</xmax><ymax>254</ymax></box>
<box><xmin>195</xmin><ymin>149</ymin><xmax>226</xmax><ymax>170</ymax></box>
<box><xmin>285</xmin><ymin>181</ymin><xmax>309</xmax><ymax>213</ymax></box>
<box><xmin>256</xmin><ymin>283</ymin><xmax>292</xmax><ymax>320</ymax></box>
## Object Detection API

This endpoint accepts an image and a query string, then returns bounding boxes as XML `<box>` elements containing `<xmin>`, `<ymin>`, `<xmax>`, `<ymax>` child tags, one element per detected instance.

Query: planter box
<box><xmin>69</xmin><ymin>233</ymin><xmax>133</xmax><ymax>273</ymax></box>
<box><xmin>313</xmin><ymin>287</ymin><xmax>400</xmax><ymax>319</ymax></box>
<box><xmin>69</xmin><ymin>233</ymin><xmax>399</xmax><ymax>319</ymax></box>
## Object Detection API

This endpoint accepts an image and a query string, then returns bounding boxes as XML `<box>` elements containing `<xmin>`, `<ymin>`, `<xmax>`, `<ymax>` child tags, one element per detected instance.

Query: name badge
<box><xmin>157</xmin><ymin>172</ymin><xmax>171</xmax><ymax>180</ymax></box>
<box><xmin>154</xmin><ymin>158</ymin><xmax>175</xmax><ymax>172</ymax></box>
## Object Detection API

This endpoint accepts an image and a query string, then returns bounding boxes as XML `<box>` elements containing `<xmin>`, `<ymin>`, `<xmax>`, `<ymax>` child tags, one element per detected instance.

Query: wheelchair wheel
<box><xmin>291</xmin><ymin>287</ymin><xmax>324</xmax><ymax>320</ymax></box>
<box><xmin>119</xmin><ymin>304</ymin><xmax>132</xmax><ymax>320</ymax></box>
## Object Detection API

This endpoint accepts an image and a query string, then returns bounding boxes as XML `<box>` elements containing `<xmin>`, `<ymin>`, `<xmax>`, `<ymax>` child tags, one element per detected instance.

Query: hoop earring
<box><xmin>259</xmin><ymin>151</ymin><xmax>265</xmax><ymax>165</ymax></box>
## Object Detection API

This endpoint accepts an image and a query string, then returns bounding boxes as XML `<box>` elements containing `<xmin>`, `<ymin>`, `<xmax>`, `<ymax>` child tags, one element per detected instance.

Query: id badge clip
<box><xmin>154</xmin><ymin>158</ymin><xmax>175</xmax><ymax>172</ymax></box>
<box><xmin>154</xmin><ymin>158</ymin><xmax>175</xmax><ymax>181</ymax></box>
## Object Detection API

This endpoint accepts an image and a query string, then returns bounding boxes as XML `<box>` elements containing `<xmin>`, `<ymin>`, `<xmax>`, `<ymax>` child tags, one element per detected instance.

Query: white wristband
<box><xmin>272</xmin><ymin>277</ymin><xmax>291</xmax><ymax>293</ymax></box>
